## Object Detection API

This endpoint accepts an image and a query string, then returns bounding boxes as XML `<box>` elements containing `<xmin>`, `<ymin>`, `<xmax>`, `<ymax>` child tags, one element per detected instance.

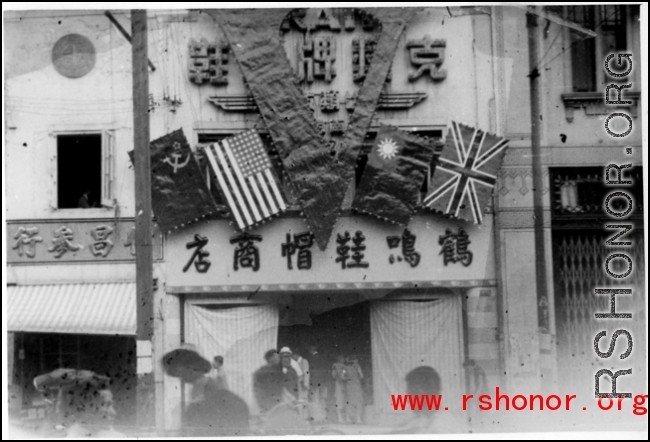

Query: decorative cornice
<box><xmin>561</xmin><ymin>91</ymin><xmax>640</xmax><ymax>123</ymax></box>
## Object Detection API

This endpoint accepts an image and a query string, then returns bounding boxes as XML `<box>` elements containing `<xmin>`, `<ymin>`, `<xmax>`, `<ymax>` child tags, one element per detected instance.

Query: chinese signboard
<box><xmin>166</xmin><ymin>214</ymin><xmax>495</xmax><ymax>292</ymax></box>
<box><xmin>7</xmin><ymin>220</ymin><xmax>164</xmax><ymax>264</ymax></box>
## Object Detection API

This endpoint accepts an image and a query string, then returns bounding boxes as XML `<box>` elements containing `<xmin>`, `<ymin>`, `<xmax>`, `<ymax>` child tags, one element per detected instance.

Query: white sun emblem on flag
<box><xmin>377</xmin><ymin>138</ymin><xmax>399</xmax><ymax>160</ymax></box>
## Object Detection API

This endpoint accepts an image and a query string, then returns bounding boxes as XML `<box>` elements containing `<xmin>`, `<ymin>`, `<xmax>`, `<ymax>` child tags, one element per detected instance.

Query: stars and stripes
<box><xmin>203</xmin><ymin>130</ymin><xmax>286</xmax><ymax>230</ymax></box>
<box><xmin>424</xmin><ymin>121</ymin><xmax>509</xmax><ymax>224</ymax></box>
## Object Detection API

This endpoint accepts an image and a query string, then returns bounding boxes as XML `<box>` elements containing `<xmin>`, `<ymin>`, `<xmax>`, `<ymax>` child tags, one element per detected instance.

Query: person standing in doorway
<box><xmin>254</xmin><ymin>349</ymin><xmax>310</xmax><ymax>435</ymax></box>
<box><xmin>208</xmin><ymin>355</ymin><xmax>229</xmax><ymax>391</ymax></box>
<box><xmin>332</xmin><ymin>355</ymin><xmax>348</xmax><ymax>423</ymax></box>
<box><xmin>292</xmin><ymin>348</ymin><xmax>310</xmax><ymax>401</ymax></box>
<box><xmin>344</xmin><ymin>356</ymin><xmax>364</xmax><ymax>424</ymax></box>
<box><xmin>279</xmin><ymin>347</ymin><xmax>300</xmax><ymax>401</ymax></box>
<box><xmin>162</xmin><ymin>344</ymin><xmax>250</xmax><ymax>437</ymax></box>
<box><xmin>305</xmin><ymin>345</ymin><xmax>328</xmax><ymax>422</ymax></box>
<box><xmin>253</xmin><ymin>349</ymin><xmax>284</xmax><ymax>414</ymax></box>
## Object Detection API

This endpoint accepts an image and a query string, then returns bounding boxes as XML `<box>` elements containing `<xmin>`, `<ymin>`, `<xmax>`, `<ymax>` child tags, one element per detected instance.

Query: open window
<box><xmin>53</xmin><ymin>130</ymin><xmax>115</xmax><ymax>210</ymax></box>
<box><xmin>567</xmin><ymin>5</ymin><xmax>634</xmax><ymax>92</ymax></box>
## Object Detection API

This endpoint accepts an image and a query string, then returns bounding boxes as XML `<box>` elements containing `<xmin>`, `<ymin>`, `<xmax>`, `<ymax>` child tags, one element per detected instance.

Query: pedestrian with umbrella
<box><xmin>33</xmin><ymin>368</ymin><xmax>124</xmax><ymax>438</ymax></box>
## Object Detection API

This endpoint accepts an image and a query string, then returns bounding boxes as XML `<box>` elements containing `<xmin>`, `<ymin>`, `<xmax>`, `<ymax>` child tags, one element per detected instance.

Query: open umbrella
<box><xmin>162</xmin><ymin>343</ymin><xmax>211</xmax><ymax>381</ymax></box>
<box><xmin>33</xmin><ymin>369</ymin><xmax>110</xmax><ymax>392</ymax></box>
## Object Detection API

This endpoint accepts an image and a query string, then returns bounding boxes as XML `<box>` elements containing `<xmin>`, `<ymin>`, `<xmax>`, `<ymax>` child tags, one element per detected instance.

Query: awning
<box><xmin>7</xmin><ymin>282</ymin><xmax>136</xmax><ymax>335</ymax></box>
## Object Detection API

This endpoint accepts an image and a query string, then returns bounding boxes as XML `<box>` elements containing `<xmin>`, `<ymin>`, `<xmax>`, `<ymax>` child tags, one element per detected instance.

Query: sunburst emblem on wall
<box><xmin>377</xmin><ymin>138</ymin><xmax>399</xmax><ymax>160</ymax></box>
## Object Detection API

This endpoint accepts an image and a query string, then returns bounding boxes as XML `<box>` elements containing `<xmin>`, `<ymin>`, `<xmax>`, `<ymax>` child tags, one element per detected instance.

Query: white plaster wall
<box><xmin>5</xmin><ymin>11</ymin><xmax>136</xmax><ymax>220</ymax></box>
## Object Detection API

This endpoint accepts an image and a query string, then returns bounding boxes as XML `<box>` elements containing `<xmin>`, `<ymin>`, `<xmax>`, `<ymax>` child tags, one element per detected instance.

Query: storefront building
<box><xmin>151</xmin><ymin>7</ymin><xmax>507</xmax><ymax>428</ymax></box>
<box><xmin>5</xmin><ymin>10</ymin><xmax>166</xmax><ymax>431</ymax></box>
<box><xmin>165</xmin><ymin>213</ymin><xmax>498</xmax><ymax>421</ymax></box>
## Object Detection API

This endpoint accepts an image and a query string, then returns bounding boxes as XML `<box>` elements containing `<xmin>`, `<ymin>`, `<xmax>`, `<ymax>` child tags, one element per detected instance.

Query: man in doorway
<box><xmin>162</xmin><ymin>344</ymin><xmax>250</xmax><ymax>437</ymax></box>
<box><xmin>208</xmin><ymin>355</ymin><xmax>229</xmax><ymax>391</ymax></box>
<box><xmin>292</xmin><ymin>348</ymin><xmax>310</xmax><ymax>401</ymax></box>
<box><xmin>306</xmin><ymin>345</ymin><xmax>328</xmax><ymax>422</ymax></box>
<box><xmin>279</xmin><ymin>347</ymin><xmax>300</xmax><ymax>401</ymax></box>
<box><xmin>253</xmin><ymin>349</ymin><xmax>311</xmax><ymax>435</ymax></box>
<box><xmin>253</xmin><ymin>349</ymin><xmax>284</xmax><ymax>413</ymax></box>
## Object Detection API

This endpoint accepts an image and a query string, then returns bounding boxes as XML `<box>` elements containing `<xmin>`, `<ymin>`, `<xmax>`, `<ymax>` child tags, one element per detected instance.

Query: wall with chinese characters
<box><xmin>165</xmin><ymin>214</ymin><xmax>495</xmax><ymax>291</ymax></box>
<box><xmin>7</xmin><ymin>220</ymin><xmax>163</xmax><ymax>264</ymax></box>
<box><xmin>145</xmin><ymin>8</ymin><xmax>501</xmax><ymax>144</ymax></box>
<box><xmin>6</xmin><ymin>219</ymin><xmax>166</xmax><ymax>287</ymax></box>
<box><xmin>5</xmin><ymin>8</ymin><xmax>505</xmax><ymax>227</ymax></box>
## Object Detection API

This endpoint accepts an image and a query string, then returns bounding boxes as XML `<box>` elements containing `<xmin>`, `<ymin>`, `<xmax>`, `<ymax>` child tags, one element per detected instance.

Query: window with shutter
<box><xmin>101</xmin><ymin>130</ymin><xmax>115</xmax><ymax>208</ymax></box>
<box><xmin>568</xmin><ymin>5</ymin><xmax>632</xmax><ymax>93</ymax></box>
<box><xmin>53</xmin><ymin>131</ymin><xmax>116</xmax><ymax>210</ymax></box>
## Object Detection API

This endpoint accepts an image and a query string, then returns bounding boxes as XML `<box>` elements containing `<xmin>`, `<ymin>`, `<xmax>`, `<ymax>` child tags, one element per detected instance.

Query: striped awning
<box><xmin>7</xmin><ymin>282</ymin><xmax>136</xmax><ymax>335</ymax></box>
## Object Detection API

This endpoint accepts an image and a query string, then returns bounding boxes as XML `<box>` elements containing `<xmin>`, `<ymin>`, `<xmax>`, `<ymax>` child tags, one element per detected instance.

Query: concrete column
<box><xmin>161</xmin><ymin>292</ymin><xmax>183</xmax><ymax>433</ymax></box>
<box><xmin>496</xmin><ymin>156</ymin><xmax>555</xmax><ymax>395</ymax></box>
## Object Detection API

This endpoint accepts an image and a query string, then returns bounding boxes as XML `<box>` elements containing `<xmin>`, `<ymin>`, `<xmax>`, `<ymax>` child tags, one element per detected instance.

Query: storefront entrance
<box><xmin>183</xmin><ymin>289</ymin><xmax>465</xmax><ymax>423</ymax></box>
<box><xmin>370</xmin><ymin>295</ymin><xmax>465</xmax><ymax>419</ymax></box>
<box><xmin>279</xmin><ymin>299</ymin><xmax>372</xmax><ymax>422</ymax></box>
<box><xmin>183</xmin><ymin>302</ymin><xmax>279</xmax><ymax>414</ymax></box>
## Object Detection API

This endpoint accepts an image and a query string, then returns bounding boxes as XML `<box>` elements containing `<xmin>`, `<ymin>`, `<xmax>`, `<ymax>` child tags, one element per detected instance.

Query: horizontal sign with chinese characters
<box><xmin>7</xmin><ymin>220</ymin><xmax>163</xmax><ymax>264</ymax></box>
<box><xmin>166</xmin><ymin>214</ymin><xmax>495</xmax><ymax>292</ymax></box>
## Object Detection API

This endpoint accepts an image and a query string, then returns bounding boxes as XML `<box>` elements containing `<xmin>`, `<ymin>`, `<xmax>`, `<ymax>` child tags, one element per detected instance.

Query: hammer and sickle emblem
<box><xmin>162</xmin><ymin>153</ymin><xmax>191</xmax><ymax>173</ymax></box>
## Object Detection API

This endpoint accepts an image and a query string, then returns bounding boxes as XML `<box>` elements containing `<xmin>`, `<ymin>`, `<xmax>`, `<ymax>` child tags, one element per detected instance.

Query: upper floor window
<box><xmin>550</xmin><ymin>166</ymin><xmax>644</xmax><ymax>219</ymax></box>
<box><xmin>54</xmin><ymin>131</ymin><xmax>114</xmax><ymax>210</ymax></box>
<box><xmin>568</xmin><ymin>5</ymin><xmax>632</xmax><ymax>92</ymax></box>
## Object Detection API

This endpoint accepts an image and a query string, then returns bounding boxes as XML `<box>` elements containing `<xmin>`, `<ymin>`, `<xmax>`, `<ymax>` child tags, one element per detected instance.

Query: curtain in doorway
<box><xmin>184</xmin><ymin>303</ymin><xmax>279</xmax><ymax>414</ymax></box>
<box><xmin>371</xmin><ymin>296</ymin><xmax>464</xmax><ymax>415</ymax></box>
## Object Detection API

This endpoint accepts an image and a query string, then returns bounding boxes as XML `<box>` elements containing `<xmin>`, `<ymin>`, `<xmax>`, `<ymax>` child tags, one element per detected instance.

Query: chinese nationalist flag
<box><xmin>130</xmin><ymin>129</ymin><xmax>220</xmax><ymax>233</ymax></box>
<box><xmin>423</xmin><ymin>121</ymin><xmax>509</xmax><ymax>224</ymax></box>
<box><xmin>352</xmin><ymin>125</ymin><xmax>442</xmax><ymax>225</ymax></box>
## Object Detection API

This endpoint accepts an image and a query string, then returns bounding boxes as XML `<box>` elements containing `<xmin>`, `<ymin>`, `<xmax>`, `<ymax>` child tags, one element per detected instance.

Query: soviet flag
<box><xmin>129</xmin><ymin>129</ymin><xmax>220</xmax><ymax>233</ymax></box>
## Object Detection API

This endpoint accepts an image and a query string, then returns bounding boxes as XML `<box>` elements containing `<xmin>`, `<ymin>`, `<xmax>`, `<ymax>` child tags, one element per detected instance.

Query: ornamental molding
<box><xmin>561</xmin><ymin>92</ymin><xmax>640</xmax><ymax>123</ymax></box>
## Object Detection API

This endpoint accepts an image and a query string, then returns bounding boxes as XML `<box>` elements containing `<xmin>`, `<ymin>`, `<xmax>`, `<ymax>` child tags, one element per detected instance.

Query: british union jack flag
<box><xmin>424</xmin><ymin>122</ymin><xmax>509</xmax><ymax>223</ymax></box>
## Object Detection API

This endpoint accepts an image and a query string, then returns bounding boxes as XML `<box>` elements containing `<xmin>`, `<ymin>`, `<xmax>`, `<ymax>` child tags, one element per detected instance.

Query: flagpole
<box><xmin>132</xmin><ymin>9</ymin><xmax>156</xmax><ymax>432</ymax></box>
<box><xmin>526</xmin><ymin>8</ymin><xmax>551</xmax><ymax>338</ymax></box>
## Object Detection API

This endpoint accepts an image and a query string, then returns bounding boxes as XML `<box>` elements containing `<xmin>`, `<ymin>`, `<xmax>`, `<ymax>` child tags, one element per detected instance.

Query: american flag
<box><xmin>424</xmin><ymin>121</ymin><xmax>509</xmax><ymax>224</ymax></box>
<box><xmin>203</xmin><ymin>130</ymin><xmax>286</xmax><ymax>230</ymax></box>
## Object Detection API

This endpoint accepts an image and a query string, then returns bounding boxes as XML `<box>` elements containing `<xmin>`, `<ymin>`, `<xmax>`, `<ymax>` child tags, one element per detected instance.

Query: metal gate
<box><xmin>552</xmin><ymin>230</ymin><xmax>646</xmax><ymax>395</ymax></box>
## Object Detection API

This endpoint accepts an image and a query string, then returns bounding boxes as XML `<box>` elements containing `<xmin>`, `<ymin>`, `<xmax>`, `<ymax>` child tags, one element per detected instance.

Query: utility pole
<box><xmin>526</xmin><ymin>7</ymin><xmax>551</xmax><ymax>337</ymax></box>
<box><xmin>132</xmin><ymin>9</ymin><xmax>155</xmax><ymax>433</ymax></box>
